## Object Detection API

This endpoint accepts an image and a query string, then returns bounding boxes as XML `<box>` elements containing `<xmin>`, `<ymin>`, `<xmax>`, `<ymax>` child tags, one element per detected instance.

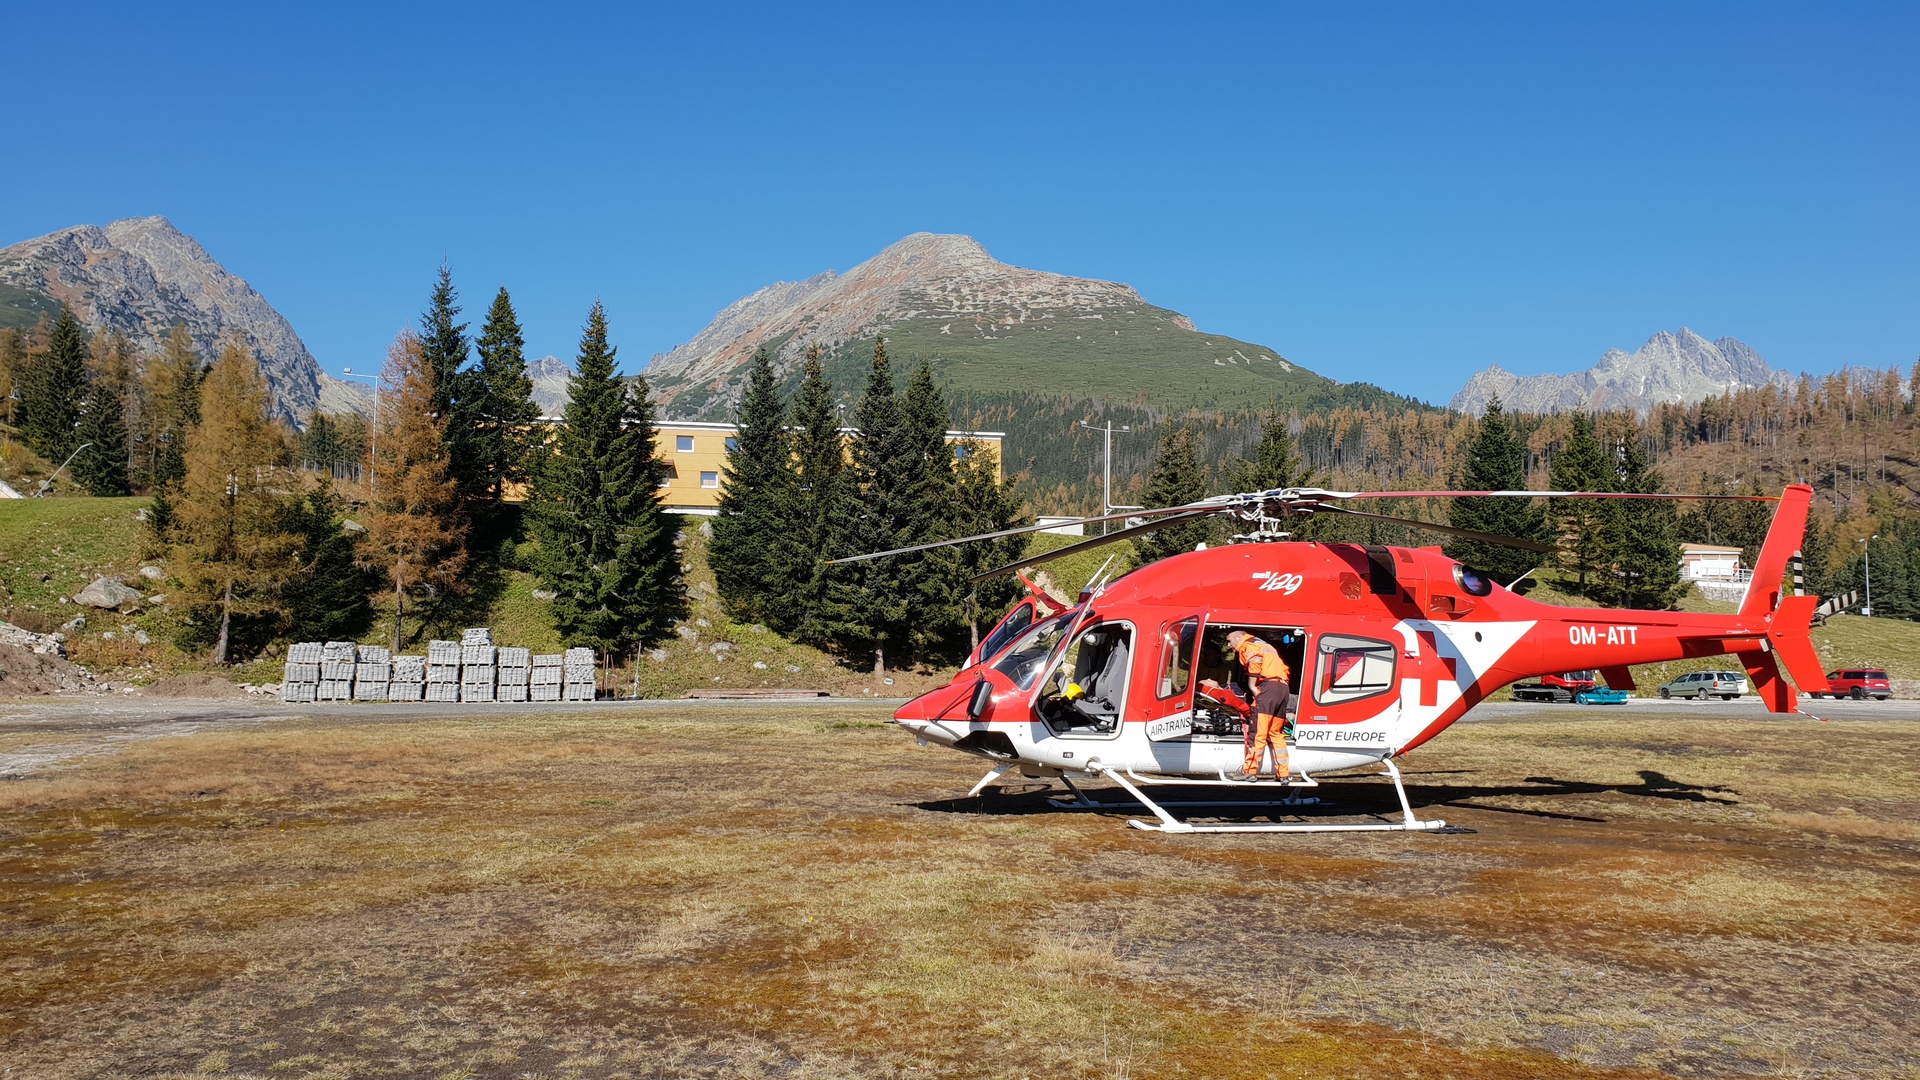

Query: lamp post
<box><xmin>1861</xmin><ymin>535</ymin><xmax>1878</xmax><ymax>616</ymax></box>
<box><xmin>340</xmin><ymin>368</ymin><xmax>382</xmax><ymax>494</ymax></box>
<box><xmin>1075</xmin><ymin>419</ymin><xmax>1131</xmax><ymax>535</ymax></box>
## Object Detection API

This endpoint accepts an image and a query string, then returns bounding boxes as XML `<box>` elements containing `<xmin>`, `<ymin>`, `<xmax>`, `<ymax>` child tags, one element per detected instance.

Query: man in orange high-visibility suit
<box><xmin>1227</xmin><ymin>629</ymin><xmax>1292</xmax><ymax>781</ymax></box>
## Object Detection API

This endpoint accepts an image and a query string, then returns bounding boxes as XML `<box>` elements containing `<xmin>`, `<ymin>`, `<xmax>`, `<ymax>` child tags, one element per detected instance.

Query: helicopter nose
<box><xmin>894</xmin><ymin>679</ymin><xmax>973</xmax><ymax>726</ymax></box>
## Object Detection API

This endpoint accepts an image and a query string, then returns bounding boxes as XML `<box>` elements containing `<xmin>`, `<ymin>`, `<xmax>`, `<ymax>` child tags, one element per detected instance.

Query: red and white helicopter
<box><xmin>837</xmin><ymin>484</ymin><xmax>1828</xmax><ymax>834</ymax></box>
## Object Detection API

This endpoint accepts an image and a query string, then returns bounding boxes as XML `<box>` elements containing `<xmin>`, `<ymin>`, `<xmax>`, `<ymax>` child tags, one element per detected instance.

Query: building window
<box><xmin>954</xmin><ymin>444</ymin><xmax>970</xmax><ymax>459</ymax></box>
<box><xmin>700</xmin><ymin>471</ymin><xmax>719</xmax><ymax>489</ymax></box>
<box><xmin>660</xmin><ymin>462</ymin><xmax>677</xmax><ymax>487</ymax></box>
<box><xmin>725</xmin><ymin>436</ymin><xmax>738</xmax><ymax>452</ymax></box>
<box><xmin>676</xmin><ymin>435</ymin><xmax>695</xmax><ymax>452</ymax></box>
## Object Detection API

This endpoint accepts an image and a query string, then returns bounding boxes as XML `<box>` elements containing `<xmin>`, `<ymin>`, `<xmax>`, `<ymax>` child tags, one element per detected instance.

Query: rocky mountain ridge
<box><xmin>642</xmin><ymin>233</ymin><xmax>1371</xmax><ymax>418</ymax></box>
<box><xmin>1450</xmin><ymin>328</ymin><xmax>1793</xmax><ymax>415</ymax></box>
<box><xmin>0</xmin><ymin>216</ymin><xmax>349</xmax><ymax>423</ymax></box>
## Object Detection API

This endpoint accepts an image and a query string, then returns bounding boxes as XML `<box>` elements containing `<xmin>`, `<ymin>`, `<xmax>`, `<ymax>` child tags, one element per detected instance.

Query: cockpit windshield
<box><xmin>990</xmin><ymin>608</ymin><xmax>1081</xmax><ymax>690</ymax></box>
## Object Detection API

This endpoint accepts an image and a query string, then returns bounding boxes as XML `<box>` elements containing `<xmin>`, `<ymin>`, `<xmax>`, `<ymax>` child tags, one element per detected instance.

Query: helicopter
<box><xmin>835</xmin><ymin>484</ymin><xmax>1828</xmax><ymax>834</ymax></box>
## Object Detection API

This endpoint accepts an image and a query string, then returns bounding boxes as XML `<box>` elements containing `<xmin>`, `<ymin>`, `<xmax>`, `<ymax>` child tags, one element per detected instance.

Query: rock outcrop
<box><xmin>1450</xmin><ymin>329</ymin><xmax>1792</xmax><ymax>415</ymax></box>
<box><xmin>0</xmin><ymin>216</ymin><xmax>351</xmax><ymax>423</ymax></box>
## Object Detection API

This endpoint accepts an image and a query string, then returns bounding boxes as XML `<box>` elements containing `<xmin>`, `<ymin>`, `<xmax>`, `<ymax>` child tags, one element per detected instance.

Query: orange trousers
<box><xmin>1244</xmin><ymin>711</ymin><xmax>1290</xmax><ymax>777</ymax></box>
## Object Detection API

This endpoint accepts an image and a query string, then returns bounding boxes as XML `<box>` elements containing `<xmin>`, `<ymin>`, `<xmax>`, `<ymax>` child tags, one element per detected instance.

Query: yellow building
<box><xmin>648</xmin><ymin>420</ymin><xmax>1005</xmax><ymax>516</ymax></box>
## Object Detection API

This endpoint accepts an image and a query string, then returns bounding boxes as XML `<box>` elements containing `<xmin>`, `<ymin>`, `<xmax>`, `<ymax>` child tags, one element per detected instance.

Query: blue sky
<box><xmin>4</xmin><ymin>2</ymin><xmax>1913</xmax><ymax>404</ymax></box>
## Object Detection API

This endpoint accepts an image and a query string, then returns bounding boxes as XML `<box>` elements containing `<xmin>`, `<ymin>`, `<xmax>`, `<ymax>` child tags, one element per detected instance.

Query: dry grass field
<box><xmin>3</xmin><ymin>703</ymin><xmax>1918</xmax><ymax>1079</ymax></box>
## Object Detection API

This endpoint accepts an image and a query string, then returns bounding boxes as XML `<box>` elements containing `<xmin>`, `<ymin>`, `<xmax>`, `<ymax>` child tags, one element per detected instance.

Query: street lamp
<box><xmin>1075</xmin><ymin>419</ymin><xmax>1131</xmax><ymax>535</ymax></box>
<box><xmin>340</xmin><ymin>368</ymin><xmax>382</xmax><ymax>493</ymax></box>
<box><xmin>1860</xmin><ymin>535</ymin><xmax>1878</xmax><ymax>616</ymax></box>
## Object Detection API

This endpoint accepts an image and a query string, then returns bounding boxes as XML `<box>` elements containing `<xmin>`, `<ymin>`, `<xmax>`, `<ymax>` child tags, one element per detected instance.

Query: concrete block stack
<box><xmin>563</xmin><ymin>646</ymin><xmax>597</xmax><ymax>702</ymax></box>
<box><xmin>460</xmin><ymin>628</ymin><xmax>497</xmax><ymax>702</ymax></box>
<box><xmin>530</xmin><ymin>654</ymin><xmax>563</xmax><ymax>701</ymax></box>
<box><xmin>318</xmin><ymin>641</ymin><xmax>358</xmax><ymax>701</ymax></box>
<box><xmin>427</xmin><ymin>640</ymin><xmax>461</xmax><ymax>702</ymax></box>
<box><xmin>276</xmin><ymin>629</ymin><xmax>606</xmax><ymax>706</ymax></box>
<box><xmin>497</xmin><ymin>647</ymin><xmax>531</xmax><ymax>702</ymax></box>
<box><xmin>390</xmin><ymin>655</ymin><xmax>426</xmax><ymax>701</ymax></box>
<box><xmin>353</xmin><ymin>645</ymin><xmax>391</xmax><ymax>701</ymax></box>
<box><xmin>281</xmin><ymin>641</ymin><xmax>322</xmax><ymax>702</ymax></box>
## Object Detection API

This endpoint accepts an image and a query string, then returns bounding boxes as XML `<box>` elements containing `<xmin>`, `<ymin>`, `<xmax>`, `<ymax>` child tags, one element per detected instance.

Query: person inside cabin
<box><xmin>1203</xmin><ymin>629</ymin><xmax>1291</xmax><ymax>781</ymax></box>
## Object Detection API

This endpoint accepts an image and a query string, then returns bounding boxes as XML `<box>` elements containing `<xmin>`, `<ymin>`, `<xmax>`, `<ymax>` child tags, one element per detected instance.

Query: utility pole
<box><xmin>341</xmin><ymin>368</ymin><xmax>383</xmax><ymax>494</ymax></box>
<box><xmin>1861</xmin><ymin>534</ymin><xmax>1878</xmax><ymax>616</ymax></box>
<box><xmin>1075</xmin><ymin>419</ymin><xmax>1130</xmax><ymax>535</ymax></box>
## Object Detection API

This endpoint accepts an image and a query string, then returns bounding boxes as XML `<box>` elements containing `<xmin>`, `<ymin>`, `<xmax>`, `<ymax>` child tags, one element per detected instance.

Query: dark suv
<box><xmin>1814</xmin><ymin>669</ymin><xmax>1892</xmax><ymax>700</ymax></box>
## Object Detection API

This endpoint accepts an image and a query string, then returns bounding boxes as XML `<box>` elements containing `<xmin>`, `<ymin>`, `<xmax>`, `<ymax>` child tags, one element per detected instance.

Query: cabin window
<box><xmin>1315</xmin><ymin>633</ymin><xmax>1396</xmax><ymax>705</ymax></box>
<box><xmin>1158</xmin><ymin>618</ymin><xmax>1198</xmax><ymax>698</ymax></box>
<box><xmin>676</xmin><ymin>435</ymin><xmax>695</xmax><ymax>452</ymax></box>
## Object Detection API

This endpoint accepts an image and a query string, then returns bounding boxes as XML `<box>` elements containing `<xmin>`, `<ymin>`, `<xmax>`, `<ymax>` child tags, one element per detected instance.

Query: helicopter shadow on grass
<box><xmin>913</xmin><ymin>769</ymin><xmax>1739</xmax><ymax>825</ymax></box>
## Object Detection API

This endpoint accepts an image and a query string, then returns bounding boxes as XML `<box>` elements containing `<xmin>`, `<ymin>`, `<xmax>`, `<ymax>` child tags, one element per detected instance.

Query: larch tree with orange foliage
<box><xmin>359</xmin><ymin>331</ymin><xmax>468</xmax><ymax>653</ymax></box>
<box><xmin>167</xmin><ymin>339</ymin><xmax>299</xmax><ymax>664</ymax></box>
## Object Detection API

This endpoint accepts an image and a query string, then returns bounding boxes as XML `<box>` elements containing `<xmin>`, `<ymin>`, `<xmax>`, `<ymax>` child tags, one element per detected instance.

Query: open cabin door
<box><xmin>967</xmin><ymin>599</ymin><xmax>1039</xmax><ymax>669</ymax></box>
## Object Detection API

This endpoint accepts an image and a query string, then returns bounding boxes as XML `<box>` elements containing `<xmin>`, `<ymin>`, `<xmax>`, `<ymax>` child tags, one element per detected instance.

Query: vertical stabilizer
<box><xmin>1740</xmin><ymin>484</ymin><xmax>1814</xmax><ymax>618</ymax></box>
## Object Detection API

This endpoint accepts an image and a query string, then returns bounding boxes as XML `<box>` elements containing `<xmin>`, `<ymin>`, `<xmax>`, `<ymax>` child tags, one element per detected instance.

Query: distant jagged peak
<box><xmin>1450</xmin><ymin>328</ymin><xmax>1789</xmax><ymax>416</ymax></box>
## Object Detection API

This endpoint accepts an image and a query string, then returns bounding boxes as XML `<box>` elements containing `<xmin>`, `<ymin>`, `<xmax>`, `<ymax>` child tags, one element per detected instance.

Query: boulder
<box><xmin>74</xmin><ymin>576</ymin><xmax>144</xmax><ymax>610</ymax></box>
<box><xmin>138</xmin><ymin>565</ymin><xmax>165</xmax><ymax>581</ymax></box>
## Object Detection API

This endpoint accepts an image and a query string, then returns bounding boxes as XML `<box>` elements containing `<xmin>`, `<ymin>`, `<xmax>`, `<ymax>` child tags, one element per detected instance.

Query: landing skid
<box><xmin>1096</xmin><ymin>756</ymin><xmax>1447</xmax><ymax>834</ymax></box>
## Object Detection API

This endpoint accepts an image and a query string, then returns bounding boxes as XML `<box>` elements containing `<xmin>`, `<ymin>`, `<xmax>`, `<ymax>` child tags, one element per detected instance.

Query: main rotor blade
<box><xmin>1321</xmin><ymin>507</ymin><xmax>1559</xmax><ymax>553</ymax></box>
<box><xmin>1337</xmin><ymin>490</ymin><xmax>1778</xmax><ymax>501</ymax></box>
<box><xmin>969</xmin><ymin>511</ymin><xmax>1218</xmax><ymax>583</ymax></box>
<box><xmin>825</xmin><ymin>497</ymin><xmax>1238</xmax><ymax>566</ymax></box>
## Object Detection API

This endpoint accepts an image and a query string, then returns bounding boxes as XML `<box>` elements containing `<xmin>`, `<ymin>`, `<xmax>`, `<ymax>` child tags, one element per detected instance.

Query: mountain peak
<box><xmin>1450</xmin><ymin>329</ymin><xmax>1789</xmax><ymax>415</ymax></box>
<box><xmin>0</xmin><ymin>216</ymin><xmax>327</xmax><ymax>422</ymax></box>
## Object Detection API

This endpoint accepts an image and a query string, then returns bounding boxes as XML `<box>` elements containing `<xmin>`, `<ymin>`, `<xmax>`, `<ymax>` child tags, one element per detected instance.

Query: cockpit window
<box><xmin>990</xmin><ymin>609</ymin><xmax>1078</xmax><ymax>690</ymax></box>
<box><xmin>1036</xmin><ymin>621</ymin><xmax>1135</xmax><ymax>735</ymax></box>
<box><xmin>975</xmin><ymin>601</ymin><xmax>1036</xmax><ymax>665</ymax></box>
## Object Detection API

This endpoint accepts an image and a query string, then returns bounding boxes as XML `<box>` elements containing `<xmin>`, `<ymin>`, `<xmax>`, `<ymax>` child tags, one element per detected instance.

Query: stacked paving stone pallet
<box><xmin>529</xmin><ymin>652</ymin><xmax>563</xmax><ymax>701</ymax></box>
<box><xmin>564</xmin><ymin>646</ymin><xmax>596</xmax><ymax>701</ymax></box>
<box><xmin>390</xmin><ymin>654</ymin><xmax>426</xmax><ymax>701</ymax></box>
<box><xmin>427</xmin><ymin>640</ymin><xmax>461</xmax><ymax>702</ymax></box>
<box><xmin>497</xmin><ymin>647</ymin><xmax>531</xmax><ymax>702</ymax></box>
<box><xmin>281</xmin><ymin>641</ymin><xmax>322</xmax><ymax>702</ymax></box>
<box><xmin>352</xmin><ymin>645</ymin><xmax>391</xmax><ymax>701</ymax></box>
<box><xmin>460</xmin><ymin>628</ymin><xmax>496</xmax><ymax>703</ymax></box>
<box><xmin>280</xmin><ymin>628</ymin><xmax>596</xmax><ymax>704</ymax></box>
<box><xmin>319</xmin><ymin>641</ymin><xmax>357</xmax><ymax>701</ymax></box>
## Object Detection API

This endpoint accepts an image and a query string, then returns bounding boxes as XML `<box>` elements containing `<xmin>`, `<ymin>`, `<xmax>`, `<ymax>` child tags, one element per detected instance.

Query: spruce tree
<box><xmin>167</xmin><ymin>340</ymin><xmax>298</xmax><ymax>663</ymax></box>
<box><xmin>419</xmin><ymin>265</ymin><xmax>484</xmax><ymax>503</ymax></box>
<box><xmin>279</xmin><ymin>482</ymin><xmax>375</xmax><ymax>641</ymax></box>
<box><xmin>72</xmin><ymin>368</ymin><xmax>129</xmax><ymax>495</ymax></box>
<box><xmin>358</xmin><ymin>333</ymin><xmax>468</xmax><ymax>652</ymax></box>
<box><xmin>899</xmin><ymin>360</ymin><xmax>963</xmax><ymax>657</ymax></box>
<box><xmin>817</xmin><ymin>339</ymin><xmax>910</xmax><ymax>673</ymax></box>
<box><xmin>1445</xmin><ymin>397</ymin><xmax>1548</xmax><ymax>589</ymax></box>
<box><xmin>1233</xmin><ymin>406</ymin><xmax>1309</xmax><ymax>491</ymax></box>
<box><xmin>0</xmin><ymin>327</ymin><xmax>22</xmax><ymax>435</ymax></box>
<box><xmin>21</xmin><ymin>308</ymin><xmax>87</xmax><ymax>462</ymax></box>
<box><xmin>1547</xmin><ymin>413</ymin><xmax>1609</xmax><ymax>591</ymax></box>
<box><xmin>1133</xmin><ymin>426</ymin><xmax>1210</xmax><ymax>564</ymax></box>
<box><xmin>781</xmin><ymin>344</ymin><xmax>846</xmax><ymax>642</ymax></box>
<box><xmin>710</xmin><ymin>347</ymin><xmax>791</xmax><ymax>624</ymax></box>
<box><xmin>473</xmin><ymin>287</ymin><xmax>539</xmax><ymax>501</ymax></box>
<box><xmin>1592</xmin><ymin>435</ymin><xmax>1684</xmax><ymax>609</ymax></box>
<box><xmin>527</xmin><ymin>301</ymin><xmax>685</xmax><ymax>654</ymax></box>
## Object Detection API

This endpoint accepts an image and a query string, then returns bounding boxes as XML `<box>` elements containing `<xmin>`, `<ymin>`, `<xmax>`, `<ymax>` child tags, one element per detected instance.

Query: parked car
<box><xmin>1812</xmin><ymin>669</ymin><xmax>1892</xmax><ymax>700</ymax></box>
<box><xmin>1658</xmin><ymin>671</ymin><xmax>1747</xmax><ymax>700</ymax></box>
<box><xmin>1574</xmin><ymin>687</ymin><xmax>1630</xmax><ymax>705</ymax></box>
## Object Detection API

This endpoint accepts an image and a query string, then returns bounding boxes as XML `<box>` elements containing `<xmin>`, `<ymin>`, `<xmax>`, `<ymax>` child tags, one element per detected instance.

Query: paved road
<box><xmin>2</xmin><ymin>692</ymin><xmax>1914</xmax><ymax>779</ymax></box>
<box><xmin>0</xmin><ymin>694</ymin><xmax>886</xmax><ymax>777</ymax></box>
